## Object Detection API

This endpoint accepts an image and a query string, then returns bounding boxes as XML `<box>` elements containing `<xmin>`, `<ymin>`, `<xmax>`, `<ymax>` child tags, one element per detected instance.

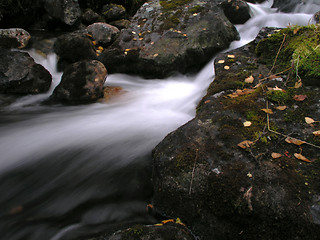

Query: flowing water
<box><xmin>0</xmin><ymin>1</ymin><xmax>317</xmax><ymax>239</ymax></box>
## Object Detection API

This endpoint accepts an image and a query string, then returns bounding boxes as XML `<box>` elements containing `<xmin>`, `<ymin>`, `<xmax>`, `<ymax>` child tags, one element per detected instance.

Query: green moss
<box><xmin>266</xmin><ymin>90</ymin><xmax>292</xmax><ymax>104</ymax></box>
<box><xmin>122</xmin><ymin>225</ymin><xmax>145</xmax><ymax>240</ymax></box>
<box><xmin>188</xmin><ymin>5</ymin><xmax>204</xmax><ymax>14</ymax></box>
<box><xmin>160</xmin><ymin>0</ymin><xmax>192</xmax><ymax>10</ymax></box>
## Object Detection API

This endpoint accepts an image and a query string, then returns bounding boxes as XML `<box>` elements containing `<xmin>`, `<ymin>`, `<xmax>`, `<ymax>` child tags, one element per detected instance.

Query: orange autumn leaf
<box><xmin>294</xmin><ymin>79</ymin><xmax>302</xmax><ymax>88</ymax></box>
<box><xmin>238</xmin><ymin>140</ymin><xmax>254</xmax><ymax>149</ymax></box>
<box><xmin>294</xmin><ymin>153</ymin><xmax>311</xmax><ymax>163</ymax></box>
<box><xmin>276</xmin><ymin>106</ymin><xmax>287</xmax><ymax>111</ymax></box>
<box><xmin>313</xmin><ymin>130</ymin><xmax>320</xmax><ymax>136</ymax></box>
<box><xmin>245</xmin><ymin>75</ymin><xmax>254</xmax><ymax>83</ymax></box>
<box><xmin>293</xmin><ymin>95</ymin><xmax>307</xmax><ymax>101</ymax></box>
<box><xmin>162</xmin><ymin>219</ymin><xmax>175</xmax><ymax>224</ymax></box>
<box><xmin>271</xmin><ymin>152</ymin><xmax>282</xmax><ymax>159</ymax></box>
<box><xmin>261</xmin><ymin>108</ymin><xmax>273</xmax><ymax>114</ymax></box>
<box><xmin>305</xmin><ymin>117</ymin><xmax>315</xmax><ymax>124</ymax></box>
<box><xmin>285</xmin><ymin>137</ymin><xmax>305</xmax><ymax>146</ymax></box>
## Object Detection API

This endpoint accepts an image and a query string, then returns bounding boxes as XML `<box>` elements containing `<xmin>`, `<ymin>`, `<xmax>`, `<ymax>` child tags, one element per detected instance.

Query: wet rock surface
<box><xmin>51</xmin><ymin>60</ymin><xmax>107</xmax><ymax>103</ymax></box>
<box><xmin>86</xmin><ymin>22</ymin><xmax>120</xmax><ymax>47</ymax></box>
<box><xmin>152</xmin><ymin>27</ymin><xmax>320</xmax><ymax>239</ymax></box>
<box><xmin>0</xmin><ymin>28</ymin><xmax>30</xmax><ymax>49</ymax></box>
<box><xmin>99</xmin><ymin>0</ymin><xmax>239</xmax><ymax>78</ymax></box>
<box><xmin>0</xmin><ymin>48</ymin><xmax>52</xmax><ymax>94</ymax></box>
<box><xmin>221</xmin><ymin>0</ymin><xmax>251</xmax><ymax>24</ymax></box>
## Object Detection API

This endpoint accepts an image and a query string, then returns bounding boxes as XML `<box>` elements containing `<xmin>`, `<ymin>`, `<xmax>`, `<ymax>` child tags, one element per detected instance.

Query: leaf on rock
<box><xmin>276</xmin><ymin>106</ymin><xmax>287</xmax><ymax>111</ymax></box>
<box><xmin>162</xmin><ymin>219</ymin><xmax>175</xmax><ymax>224</ymax></box>
<box><xmin>227</xmin><ymin>54</ymin><xmax>235</xmax><ymax>58</ymax></box>
<box><xmin>261</xmin><ymin>108</ymin><xmax>273</xmax><ymax>114</ymax></box>
<box><xmin>238</xmin><ymin>140</ymin><xmax>254</xmax><ymax>149</ymax></box>
<box><xmin>294</xmin><ymin>79</ymin><xmax>302</xmax><ymax>88</ymax></box>
<box><xmin>313</xmin><ymin>130</ymin><xmax>320</xmax><ymax>136</ymax></box>
<box><xmin>227</xmin><ymin>89</ymin><xmax>255</xmax><ymax>98</ymax></box>
<box><xmin>217</xmin><ymin>60</ymin><xmax>225</xmax><ymax>64</ymax></box>
<box><xmin>268</xmin><ymin>86</ymin><xmax>284</xmax><ymax>91</ymax></box>
<box><xmin>224</xmin><ymin>66</ymin><xmax>230</xmax><ymax>70</ymax></box>
<box><xmin>305</xmin><ymin>117</ymin><xmax>315</xmax><ymax>124</ymax></box>
<box><xmin>294</xmin><ymin>153</ymin><xmax>311</xmax><ymax>163</ymax></box>
<box><xmin>293</xmin><ymin>95</ymin><xmax>307</xmax><ymax>101</ymax></box>
<box><xmin>245</xmin><ymin>75</ymin><xmax>254</xmax><ymax>83</ymax></box>
<box><xmin>271</xmin><ymin>152</ymin><xmax>282</xmax><ymax>159</ymax></box>
<box><xmin>285</xmin><ymin>137</ymin><xmax>305</xmax><ymax>146</ymax></box>
<box><xmin>243</xmin><ymin>121</ymin><xmax>252</xmax><ymax>127</ymax></box>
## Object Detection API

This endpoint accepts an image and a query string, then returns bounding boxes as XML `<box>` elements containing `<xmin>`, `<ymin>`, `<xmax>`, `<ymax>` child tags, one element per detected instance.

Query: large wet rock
<box><xmin>44</xmin><ymin>0</ymin><xmax>81</xmax><ymax>26</ymax></box>
<box><xmin>101</xmin><ymin>4</ymin><xmax>127</xmax><ymax>22</ymax></box>
<box><xmin>86</xmin><ymin>22</ymin><xmax>120</xmax><ymax>47</ymax></box>
<box><xmin>51</xmin><ymin>60</ymin><xmax>107</xmax><ymax>103</ymax></box>
<box><xmin>53</xmin><ymin>32</ymin><xmax>97</xmax><ymax>71</ymax></box>
<box><xmin>0</xmin><ymin>49</ymin><xmax>52</xmax><ymax>94</ymax></box>
<box><xmin>152</xmin><ymin>27</ymin><xmax>320</xmax><ymax>239</ymax></box>
<box><xmin>0</xmin><ymin>28</ymin><xmax>30</xmax><ymax>49</ymax></box>
<box><xmin>221</xmin><ymin>0</ymin><xmax>251</xmax><ymax>24</ymax></box>
<box><xmin>99</xmin><ymin>0</ymin><xmax>239</xmax><ymax>78</ymax></box>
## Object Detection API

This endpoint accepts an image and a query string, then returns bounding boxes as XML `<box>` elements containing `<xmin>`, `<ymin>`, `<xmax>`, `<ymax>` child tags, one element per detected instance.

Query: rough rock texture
<box><xmin>313</xmin><ymin>11</ymin><xmax>320</xmax><ymax>23</ymax></box>
<box><xmin>109</xmin><ymin>19</ymin><xmax>131</xmax><ymax>30</ymax></box>
<box><xmin>99</xmin><ymin>0</ymin><xmax>239</xmax><ymax>78</ymax></box>
<box><xmin>81</xmin><ymin>8</ymin><xmax>103</xmax><ymax>25</ymax></box>
<box><xmin>0</xmin><ymin>28</ymin><xmax>30</xmax><ymax>49</ymax></box>
<box><xmin>86</xmin><ymin>22</ymin><xmax>120</xmax><ymax>47</ymax></box>
<box><xmin>53</xmin><ymin>32</ymin><xmax>97</xmax><ymax>70</ymax></box>
<box><xmin>101</xmin><ymin>4</ymin><xmax>126</xmax><ymax>22</ymax></box>
<box><xmin>152</xmin><ymin>27</ymin><xmax>320</xmax><ymax>240</ymax></box>
<box><xmin>221</xmin><ymin>0</ymin><xmax>251</xmax><ymax>24</ymax></box>
<box><xmin>44</xmin><ymin>0</ymin><xmax>81</xmax><ymax>26</ymax></box>
<box><xmin>0</xmin><ymin>49</ymin><xmax>52</xmax><ymax>94</ymax></box>
<box><xmin>51</xmin><ymin>60</ymin><xmax>107</xmax><ymax>103</ymax></box>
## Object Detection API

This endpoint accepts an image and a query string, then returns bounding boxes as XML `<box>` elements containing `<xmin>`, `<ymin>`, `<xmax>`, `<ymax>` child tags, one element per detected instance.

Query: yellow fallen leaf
<box><xmin>271</xmin><ymin>152</ymin><xmax>282</xmax><ymax>159</ymax></box>
<box><xmin>227</xmin><ymin>54</ymin><xmax>235</xmax><ymax>58</ymax></box>
<box><xmin>245</xmin><ymin>75</ymin><xmax>254</xmax><ymax>83</ymax></box>
<box><xmin>175</xmin><ymin>218</ymin><xmax>185</xmax><ymax>226</ymax></box>
<box><xmin>253</xmin><ymin>83</ymin><xmax>262</xmax><ymax>89</ymax></box>
<box><xmin>313</xmin><ymin>130</ymin><xmax>320</xmax><ymax>136</ymax></box>
<box><xmin>294</xmin><ymin>153</ymin><xmax>311</xmax><ymax>163</ymax></box>
<box><xmin>154</xmin><ymin>223</ymin><xmax>163</xmax><ymax>226</ymax></box>
<box><xmin>305</xmin><ymin>117</ymin><xmax>315</xmax><ymax>124</ymax></box>
<box><xmin>243</xmin><ymin>121</ymin><xmax>252</xmax><ymax>127</ymax></box>
<box><xmin>294</xmin><ymin>79</ymin><xmax>302</xmax><ymax>88</ymax></box>
<box><xmin>276</xmin><ymin>106</ymin><xmax>287</xmax><ymax>111</ymax></box>
<box><xmin>238</xmin><ymin>140</ymin><xmax>254</xmax><ymax>149</ymax></box>
<box><xmin>92</xmin><ymin>41</ymin><xmax>97</xmax><ymax>45</ymax></box>
<box><xmin>162</xmin><ymin>219</ymin><xmax>175</xmax><ymax>224</ymax></box>
<box><xmin>261</xmin><ymin>108</ymin><xmax>273</xmax><ymax>114</ymax></box>
<box><xmin>224</xmin><ymin>66</ymin><xmax>230</xmax><ymax>70</ymax></box>
<box><xmin>217</xmin><ymin>60</ymin><xmax>225</xmax><ymax>64</ymax></box>
<box><xmin>153</xmin><ymin>53</ymin><xmax>159</xmax><ymax>57</ymax></box>
<box><xmin>285</xmin><ymin>137</ymin><xmax>305</xmax><ymax>146</ymax></box>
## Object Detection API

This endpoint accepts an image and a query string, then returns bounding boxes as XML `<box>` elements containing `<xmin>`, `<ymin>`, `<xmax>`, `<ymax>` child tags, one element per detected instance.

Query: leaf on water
<box><xmin>243</xmin><ymin>121</ymin><xmax>252</xmax><ymax>127</ymax></box>
<box><xmin>271</xmin><ymin>152</ymin><xmax>282</xmax><ymax>159</ymax></box>
<box><xmin>294</xmin><ymin>79</ymin><xmax>302</xmax><ymax>88</ymax></box>
<box><xmin>285</xmin><ymin>137</ymin><xmax>305</xmax><ymax>146</ymax></box>
<box><xmin>294</xmin><ymin>153</ymin><xmax>311</xmax><ymax>163</ymax></box>
<box><xmin>224</xmin><ymin>66</ymin><xmax>230</xmax><ymax>70</ymax></box>
<box><xmin>261</xmin><ymin>108</ymin><xmax>273</xmax><ymax>114</ymax></box>
<box><xmin>276</xmin><ymin>106</ymin><xmax>287</xmax><ymax>111</ymax></box>
<box><xmin>305</xmin><ymin>117</ymin><xmax>315</xmax><ymax>124</ymax></box>
<box><xmin>245</xmin><ymin>75</ymin><xmax>254</xmax><ymax>83</ymax></box>
<box><xmin>238</xmin><ymin>140</ymin><xmax>254</xmax><ymax>149</ymax></box>
<box><xmin>227</xmin><ymin>54</ymin><xmax>235</xmax><ymax>58</ymax></box>
<box><xmin>293</xmin><ymin>95</ymin><xmax>307</xmax><ymax>101</ymax></box>
<box><xmin>313</xmin><ymin>130</ymin><xmax>320</xmax><ymax>136</ymax></box>
<box><xmin>217</xmin><ymin>60</ymin><xmax>225</xmax><ymax>64</ymax></box>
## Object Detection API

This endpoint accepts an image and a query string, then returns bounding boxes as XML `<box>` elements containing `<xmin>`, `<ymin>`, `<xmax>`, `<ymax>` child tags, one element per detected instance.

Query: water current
<box><xmin>0</xmin><ymin>1</ymin><xmax>318</xmax><ymax>239</ymax></box>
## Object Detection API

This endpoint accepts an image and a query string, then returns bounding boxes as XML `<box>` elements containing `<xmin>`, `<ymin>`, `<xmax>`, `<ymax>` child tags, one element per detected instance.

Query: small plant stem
<box><xmin>268</xmin><ymin>34</ymin><xmax>287</xmax><ymax>75</ymax></box>
<box><xmin>189</xmin><ymin>149</ymin><xmax>199</xmax><ymax>195</ymax></box>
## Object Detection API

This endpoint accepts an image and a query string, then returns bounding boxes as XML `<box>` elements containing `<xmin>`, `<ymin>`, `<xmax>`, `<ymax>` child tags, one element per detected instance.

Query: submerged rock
<box><xmin>0</xmin><ymin>49</ymin><xmax>52</xmax><ymax>94</ymax></box>
<box><xmin>99</xmin><ymin>0</ymin><xmax>239</xmax><ymax>78</ymax></box>
<box><xmin>152</xmin><ymin>27</ymin><xmax>320</xmax><ymax>239</ymax></box>
<box><xmin>51</xmin><ymin>60</ymin><xmax>107</xmax><ymax>103</ymax></box>
<box><xmin>0</xmin><ymin>28</ymin><xmax>30</xmax><ymax>49</ymax></box>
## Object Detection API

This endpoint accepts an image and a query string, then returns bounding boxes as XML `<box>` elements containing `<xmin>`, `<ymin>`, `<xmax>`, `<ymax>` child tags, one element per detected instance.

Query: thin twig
<box><xmin>189</xmin><ymin>149</ymin><xmax>199</xmax><ymax>195</ymax></box>
<box><xmin>268</xmin><ymin>34</ymin><xmax>287</xmax><ymax>75</ymax></box>
<box><xmin>259</xmin><ymin>67</ymin><xmax>292</xmax><ymax>83</ymax></box>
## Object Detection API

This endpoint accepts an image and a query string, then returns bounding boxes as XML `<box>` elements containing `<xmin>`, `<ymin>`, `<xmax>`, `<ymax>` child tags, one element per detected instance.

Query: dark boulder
<box><xmin>0</xmin><ymin>28</ymin><xmax>30</xmax><ymax>49</ymax></box>
<box><xmin>53</xmin><ymin>32</ymin><xmax>97</xmax><ymax>71</ymax></box>
<box><xmin>99</xmin><ymin>0</ymin><xmax>239</xmax><ymax>78</ymax></box>
<box><xmin>246</xmin><ymin>0</ymin><xmax>265</xmax><ymax>3</ymax></box>
<box><xmin>43</xmin><ymin>0</ymin><xmax>81</xmax><ymax>26</ymax></box>
<box><xmin>221</xmin><ymin>0</ymin><xmax>251</xmax><ymax>24</ymax></box>
<box><xmin>152</xmin><ymin>27</ymin><xmax>320</xmax><ymax>239</ymax></box>
<box><xmin>0</xmin><ymin>49</ymin><xmax>52</xmax><ymax>94</ymax></box>
<box><xmin>86</xmin><ymin>22</ymin><xmax>120</xmax><ymax>47</ymax></box>
<box><xmin>81</xmin><ymin>8</ymin><xmax>103</xmax><ymax>25</ymax></box>
<box><xmin>313</xmin><ymin>11</ymin><xmax>320</xmax><ymax>23</ymax></box>
<box><xmin>101</xmin><ymin>4</ymin><xmax>126</xmax><ymax>22</ymax></box>
<box><xmin>51</xmin><ymin>60</ymin><xmax>107</xmax><ymax>103</ymax></box>
<box><xmin>109</xmin><ymin>19</ymin><xmax>131</xmax><ymax>30</ymax></box>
